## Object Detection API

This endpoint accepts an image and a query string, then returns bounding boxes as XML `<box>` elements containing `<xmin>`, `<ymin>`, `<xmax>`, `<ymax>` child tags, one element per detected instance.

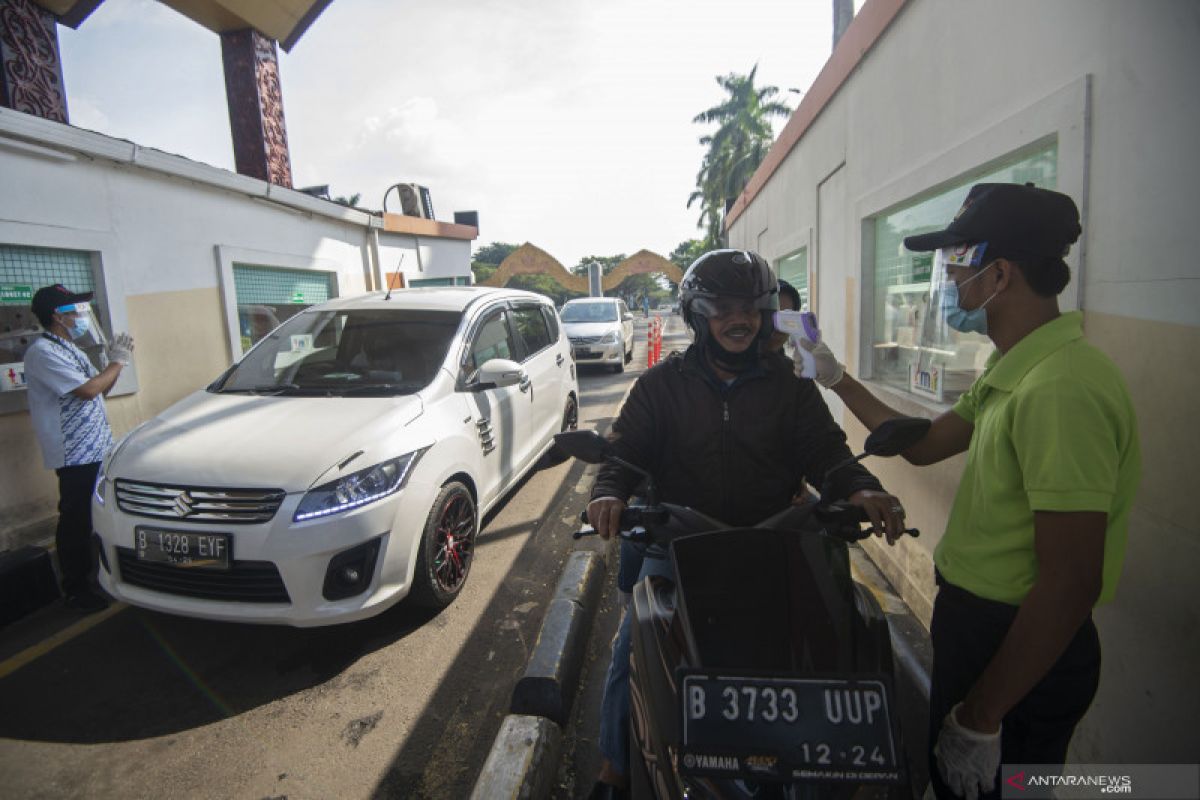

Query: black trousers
<box><xmin>55</xmin><ymin>461</ymin><xmax>101</xmax><ymax>596</ymax></box>
<box><xmin>928</xmin><ymin>573</ymin><xmax>1101</xmax><ymax>800</ymax></box>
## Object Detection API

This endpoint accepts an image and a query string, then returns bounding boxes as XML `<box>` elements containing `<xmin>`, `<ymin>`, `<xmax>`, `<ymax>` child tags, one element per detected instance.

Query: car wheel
<box><xmin>409</xmin><ymin>481</ymin><xmax>477</xmax><ymax>609</ymax></box>
<box><xmin>543</xmin><ymin>395</ymin><xmax>579</xmax><ymax>466</ymax></box>
<box><xmin>624</xmin><ymin>341</ymin><xmax>633</xmax><ymax>364</ymax></box>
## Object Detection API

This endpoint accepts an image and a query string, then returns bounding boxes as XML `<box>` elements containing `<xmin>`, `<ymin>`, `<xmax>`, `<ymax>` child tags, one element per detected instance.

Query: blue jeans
<box><xmin>599</xmin><ymin>547</ymin><xmax>674</xmax><ymax>774</ymax></box>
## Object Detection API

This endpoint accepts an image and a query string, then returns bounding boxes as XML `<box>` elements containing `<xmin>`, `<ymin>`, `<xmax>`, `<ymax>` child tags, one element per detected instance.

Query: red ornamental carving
<box><xmin>0</xmin><ymin>0</ymin><xmax>69</xmax><ymax>122</ymax></box>
<box><xmin>221</xmin><ymin>27</ymin><xmax>292</xmax><ymax>187</ymax></box>
<box><xmin>253</xmin><ymin>31</ymin><xmax>292</xmax><ymax>188</ymax></box>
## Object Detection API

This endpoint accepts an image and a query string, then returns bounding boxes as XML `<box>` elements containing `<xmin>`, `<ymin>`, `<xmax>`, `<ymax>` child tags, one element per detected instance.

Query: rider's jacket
<box><xmin>591</xmin><ymin>346</ymin><xmax>883</xmax><ymax>527</ymax></box>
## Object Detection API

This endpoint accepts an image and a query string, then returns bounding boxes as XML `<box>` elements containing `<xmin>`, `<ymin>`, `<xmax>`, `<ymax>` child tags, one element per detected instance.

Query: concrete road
<box><xmin>0</xmin><ymin>314</ymin><xmax>674</xmax><ymax>800</ymax></box>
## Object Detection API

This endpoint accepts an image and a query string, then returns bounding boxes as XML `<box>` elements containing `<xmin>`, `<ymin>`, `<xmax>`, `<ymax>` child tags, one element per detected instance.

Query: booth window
<box><xmin>409</xmin><ymin>276</ymin><xmax>472</xmax><ymax>287</ymax></box>
<box><xmin>869</xmin><ymin>141</ymin><xmax>1058</xmax><ymax>404</ymax></box>
<box><xmin>776</xmin><ymin>248</ymin><xmax>809</xmax><ymax>310</ymax></box>
<box><xmin>1</xmin><ymin>245</ymin><xmax>103</xmax><ymax>392</ymax></box>
<box><xmin>233</xmin><ymin>264</ymin><xmax>335</xmax><ymax>351</ymax></box>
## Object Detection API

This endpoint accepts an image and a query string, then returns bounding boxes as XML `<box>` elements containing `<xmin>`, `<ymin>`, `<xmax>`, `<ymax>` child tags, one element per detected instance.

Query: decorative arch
<box><xmin>602</xmin><ymin>249</ymin><xmax>683</xmax><ymax>291</ymax></box>
<box><xmin>480</xmin><ymin>243</ymin><xmax>589</xmax><ymax>293</ymax></box>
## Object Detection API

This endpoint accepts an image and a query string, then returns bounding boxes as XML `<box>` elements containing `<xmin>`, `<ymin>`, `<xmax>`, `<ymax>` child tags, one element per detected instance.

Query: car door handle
<box><xmin>555</xmin><ymin>353</ymin><xmax>564</xmax><ymax>367</ymax></box>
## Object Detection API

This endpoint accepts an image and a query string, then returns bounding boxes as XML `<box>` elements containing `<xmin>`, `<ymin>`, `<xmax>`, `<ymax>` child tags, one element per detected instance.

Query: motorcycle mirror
<box><xmin>819</xmin><ymin>416</ymin><xmax>932</xmax><ymax>501</ymax></box>
<box><xmin>552</xmin><ymin>430</ymin><xmax>611</xmax><ymax>464</ymax></box>
<box><xmin>863</xmin><ymin>417</ymin><xmax>932</xmax><ymax>457</ymax></box>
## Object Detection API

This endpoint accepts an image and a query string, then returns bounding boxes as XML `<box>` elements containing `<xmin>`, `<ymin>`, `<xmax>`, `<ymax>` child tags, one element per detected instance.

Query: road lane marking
<box><xmin>0</xmin><ymin>602</ymin><xmax>125</xmax><ymax>681</ymax></box>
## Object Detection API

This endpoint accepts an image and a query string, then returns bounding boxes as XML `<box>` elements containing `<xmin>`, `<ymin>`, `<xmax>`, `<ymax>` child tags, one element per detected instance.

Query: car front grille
<box><xmin>116</xmin><ymin>548</ymin><xmax>291</xmax><ymax>603</ymax></box>
<box><xmin>569</xmin><ymin>335</ymin><xmax>603</xmax><ymax>346</ymax></box>
<box><xmin>114</xmin><ymin>480</ymin><xmax>285</xmax><ymax>524</ymax></box>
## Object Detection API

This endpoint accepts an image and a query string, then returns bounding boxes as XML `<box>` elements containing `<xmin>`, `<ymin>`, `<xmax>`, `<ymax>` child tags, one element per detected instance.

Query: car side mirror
<box><xmin>476</xmin><ymin>358</ymin><xmax>525</xmax><ymax>390</ymax></box>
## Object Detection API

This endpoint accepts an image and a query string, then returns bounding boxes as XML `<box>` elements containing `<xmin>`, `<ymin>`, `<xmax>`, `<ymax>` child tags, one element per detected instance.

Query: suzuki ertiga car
<box><xmin>92</xmin><ymin>288</ymin><xmax>579</xmax><ymax>626</ymax></box>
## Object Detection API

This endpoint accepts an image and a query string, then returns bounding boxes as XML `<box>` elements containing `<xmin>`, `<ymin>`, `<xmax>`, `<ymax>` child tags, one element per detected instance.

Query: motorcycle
<box><xmin>555</xmin><ymin>416</ymin><xmax>931</xmax><ymax>799</ymax></box>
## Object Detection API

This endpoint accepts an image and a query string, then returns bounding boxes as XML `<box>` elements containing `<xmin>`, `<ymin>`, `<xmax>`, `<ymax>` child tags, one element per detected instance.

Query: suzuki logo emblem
<box><xmin>173</xmin><ymin>491</ymin><xmax>195</xmax><ymax>517</ymax></box>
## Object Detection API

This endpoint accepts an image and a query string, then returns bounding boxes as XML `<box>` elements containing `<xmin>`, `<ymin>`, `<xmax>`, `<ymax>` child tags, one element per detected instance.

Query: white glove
<box><xmin>106</xmin><ymin>332</ymin><xmax>134</xmax><ymax>366</ymax></box>
<box><xmin>933</xmin><ymin>703</ymin><xmax>1001</xmax><ymax>800</ymax></box>
<box><xmin>791</xmin><ymin>335</ymin><xmax>844</xmax><ymax>388</ymax></box>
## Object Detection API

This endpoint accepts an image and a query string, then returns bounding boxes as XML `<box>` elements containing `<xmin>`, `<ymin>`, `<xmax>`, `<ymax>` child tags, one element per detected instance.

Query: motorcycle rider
<box><xmin>587</xmin><ymin>249</ymin><xmax>909</xmax><ymax>796</ymax></box>
<box><xmin>793</xmin><ymin>184</ymin><xmax>1141</xmax><ymax>800</ymax></box>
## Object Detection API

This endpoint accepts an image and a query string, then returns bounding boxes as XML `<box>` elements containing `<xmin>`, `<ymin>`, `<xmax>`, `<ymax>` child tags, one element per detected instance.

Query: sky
<box><xmin>56</xmin><ymin>0</ymin><xmax>855</xmax><ymax>270</ymax></box>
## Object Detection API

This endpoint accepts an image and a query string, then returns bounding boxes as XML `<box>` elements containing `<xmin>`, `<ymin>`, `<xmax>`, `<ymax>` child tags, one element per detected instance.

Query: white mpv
<box><xmin>92</xmin><ymin>288</ymin><xmax>579</xmax><ymax>626</ymax></box>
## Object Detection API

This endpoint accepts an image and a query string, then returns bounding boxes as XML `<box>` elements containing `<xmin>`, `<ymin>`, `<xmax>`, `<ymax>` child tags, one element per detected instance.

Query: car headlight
<box><xmin>600</xmin><ymin>331</ymin><xmax>619</xmax><ymax>344</ymax></box>
<box><xmin>294</xmin><ymin>449</ymin><xmax>427</xmax><ymax>522</ymax></box>
<box><xmin>94</xmin><ymin>462</ymin><xmax>108</xmax><ymax>506</ymax></box>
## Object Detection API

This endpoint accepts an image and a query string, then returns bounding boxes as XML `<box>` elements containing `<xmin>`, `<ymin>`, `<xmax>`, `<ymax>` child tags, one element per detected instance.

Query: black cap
<box><xmin>31</xmin><ymin>284</ymin><xmax>94</xmax><ymax>320</ymax></box>
<box><xmin>904</xmin><ymin>183</ymin><xmax>1082</xmax><ymax>259</ymax></box>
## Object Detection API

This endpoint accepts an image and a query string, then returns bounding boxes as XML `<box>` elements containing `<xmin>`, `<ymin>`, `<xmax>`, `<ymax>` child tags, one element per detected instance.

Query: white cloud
<box><xmin>57</xmin><ymin>0</ymin><xmax>839</xmax><ymax>268</ymax></box>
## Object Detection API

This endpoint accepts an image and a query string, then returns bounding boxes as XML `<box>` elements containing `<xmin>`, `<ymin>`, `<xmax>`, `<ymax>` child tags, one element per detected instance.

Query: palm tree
<box><xmin>689</xmin><ymin>65</ymin><xmax>791</xmax><ymax>248</ymax></box>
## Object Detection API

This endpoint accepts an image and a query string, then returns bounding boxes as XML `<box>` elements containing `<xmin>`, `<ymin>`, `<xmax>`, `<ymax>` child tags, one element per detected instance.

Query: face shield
<box><xmin>54</xmin><ymin>301</ymin><xmax>110</xmax><ymax>350</ymax></box>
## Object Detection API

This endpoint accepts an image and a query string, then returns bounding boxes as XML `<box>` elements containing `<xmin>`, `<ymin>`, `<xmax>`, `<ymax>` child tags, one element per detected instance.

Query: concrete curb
<box><xmin>510</xmin><ymin>549</ymin><xmax>606</xmax><ymax>725</ymax></box>
<box><xmin>468</xmin><ymin>714</ymin><xmax>563</xmax><ymax>800</ymax></box>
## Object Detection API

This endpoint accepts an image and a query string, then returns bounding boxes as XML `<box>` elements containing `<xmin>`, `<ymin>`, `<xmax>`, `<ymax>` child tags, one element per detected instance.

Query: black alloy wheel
<box><xmin>410</xmin><ymin>482</ymin><xmax>477</xmax><ymax>608</ymax></box>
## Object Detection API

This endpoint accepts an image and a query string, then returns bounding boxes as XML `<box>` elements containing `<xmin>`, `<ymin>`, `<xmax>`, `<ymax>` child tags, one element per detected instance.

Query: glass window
<box><xmin>464</xmin><ymin>312</ymin><xmax>515</xmax><ymax>381</ymax></box>
<box><xmin>233</xmin><ymin>264</ymin><xmax>335</xmax><ymax>352</ymax></box>
<box><xmin>1</xmin><ymin>245</ymin><xmax>104</xmax><ymax>385</ymax></box>
<box><xmin>776</xmin><ymin>248</ymin><xmax>809</xmax><ymax>311</ymax></box>
<box><xmin>217</xmin><ymin>308</ymin><xmax>459</xmax><ymax>395</ymax></box>
<box><xmin>510</xmin><ymin>305</ymin><xmax>552</xmax><ymax>359</ymax></box>
<box><xmin>409</xmin><ymin>276</ymin><xmax>472</xmax><ymax>287</ymax></box>
<box><xmin>560</xmin><ymin>301</ymin><xmax>617</xmax><ymax>323</ymax></box>
<box><xmin>869</xmin><ymin>141</ymin><xmax>1058</xmax><ymax>403</ymax></box>
<box><xmin>541</xmin><ymin>306</ymin><xmax>560</xmax><ymax>341</ymax></box>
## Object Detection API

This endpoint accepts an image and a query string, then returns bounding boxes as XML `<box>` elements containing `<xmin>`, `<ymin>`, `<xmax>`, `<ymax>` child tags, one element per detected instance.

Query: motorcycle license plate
<box><xmin>678</xmin><ymin>672</ymin><xmax>904</xmax><ymax>784</ymax></box>
<box><xmin>135</xmin><ymin>526</ymin><xmax>231</xmax><ymax>570</ymax></box>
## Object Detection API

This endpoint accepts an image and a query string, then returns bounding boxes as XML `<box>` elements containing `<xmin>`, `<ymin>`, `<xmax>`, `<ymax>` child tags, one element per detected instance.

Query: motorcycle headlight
<box><xmin>294</xmin><ymin>449</ymin><xmax>427</xmax><ymax>522</ymax></box>
<box><xmin>600</xmin><ymin>331</ymin><xmax>619</xmax><ymax>344</ymax></box>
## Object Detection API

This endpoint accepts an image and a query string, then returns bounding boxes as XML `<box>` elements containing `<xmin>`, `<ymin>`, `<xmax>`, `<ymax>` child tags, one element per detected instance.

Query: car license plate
<box><xmin>679</xmin><ymin>672</ymin><xmax>904</xmax><ymax>784</ymax></box>
<box><xmin>135</xmin><ymin>526</ymin><xmax>231</xmax><ymax>570</ymax></box>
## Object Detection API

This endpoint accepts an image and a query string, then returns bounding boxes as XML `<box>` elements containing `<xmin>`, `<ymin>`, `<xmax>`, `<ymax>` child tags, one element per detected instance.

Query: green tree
<box><xmin>669</xmin><ymin>239</ymin><xmax>707</xmax><ymax>270</ymax></box>
<box><xmin>333</xmin><ymin>192</ymin><xmax>361</xmax><ymax>208</ymax></box>
<box><xmin>689</xmin><ymin>65</ymin><xmax>791</xmax><ymax>248</ymax></box>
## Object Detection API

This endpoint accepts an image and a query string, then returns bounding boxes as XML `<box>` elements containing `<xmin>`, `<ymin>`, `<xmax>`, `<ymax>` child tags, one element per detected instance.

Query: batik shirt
<box><xmin>24</xmin><ymin>333</ymin><xmax>114</xmax><ymax>469</ymax></box>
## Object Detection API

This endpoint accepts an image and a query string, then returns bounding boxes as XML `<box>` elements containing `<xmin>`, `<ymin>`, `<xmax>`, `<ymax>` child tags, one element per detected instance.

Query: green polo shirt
<box><xmin>935</xmin><ymin>312</ymin><xmax>1141</xmax><ymax>605</ymax></box>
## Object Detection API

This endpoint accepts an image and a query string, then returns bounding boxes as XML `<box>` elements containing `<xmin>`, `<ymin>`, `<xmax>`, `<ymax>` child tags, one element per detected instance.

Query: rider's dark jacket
<box><xmin>591</xmin><ymin>345</ymin><xmax>883</xmax><ymax>526</ymax></box>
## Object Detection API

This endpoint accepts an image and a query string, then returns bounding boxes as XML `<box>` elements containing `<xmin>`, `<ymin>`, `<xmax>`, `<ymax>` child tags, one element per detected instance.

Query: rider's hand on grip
<box><xmin>586</xmin><ymin>496</ymin><xmax>626</xmax><ymax>540</ymax></box>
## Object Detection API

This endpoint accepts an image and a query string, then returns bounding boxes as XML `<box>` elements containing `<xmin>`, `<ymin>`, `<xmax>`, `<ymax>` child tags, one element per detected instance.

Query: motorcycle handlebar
<box><xmin>576</xmin><ymin>504</ymin><xmax>917</xmax><ymax>540</ymax></box>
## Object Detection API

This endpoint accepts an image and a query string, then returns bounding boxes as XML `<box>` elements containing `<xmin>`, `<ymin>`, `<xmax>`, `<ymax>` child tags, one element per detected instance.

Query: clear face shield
<box><xmin>902</xmin><ymin>244</ymin><xmax>992</xmax><ymax>400</ymax></box>
<box><xmin>54</xmin><ymin>301</ymin><xmax>110</xmax><ymax>351</ymax></box>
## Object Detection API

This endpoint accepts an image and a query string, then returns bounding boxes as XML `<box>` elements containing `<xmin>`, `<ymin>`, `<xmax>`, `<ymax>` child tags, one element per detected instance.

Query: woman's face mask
<box><xmin>941</xmin><ymin>262</ymin><xmax>997</xmax><ymax>334</ymax></box>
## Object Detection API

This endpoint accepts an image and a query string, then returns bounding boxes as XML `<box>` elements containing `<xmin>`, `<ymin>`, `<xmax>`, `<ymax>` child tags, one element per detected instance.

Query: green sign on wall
<box><xmin>911</xmin><ymin>254</ymin><xmax>932</xmax><ymax>283</ymax></box>
<box><xmin>0</xmin><ymin>284</ymin><xmax>33</xmax><ymax>305</ymax></box>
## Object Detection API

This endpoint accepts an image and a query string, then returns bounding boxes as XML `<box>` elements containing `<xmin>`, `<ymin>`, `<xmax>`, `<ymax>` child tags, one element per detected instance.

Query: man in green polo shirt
<box><xmin>790</xmin><ymin>183</ymin><xmax>1140</xmax><ymax>800</ymax></box>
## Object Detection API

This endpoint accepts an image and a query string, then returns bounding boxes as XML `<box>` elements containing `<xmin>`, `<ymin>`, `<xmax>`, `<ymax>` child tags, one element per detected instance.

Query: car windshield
<box><xmin>560</xmin><ymin>303</ymin><xmax>617</xmax><ymax>323</ymax></box>
<box><xmin>216</xmin><ymin>308</ymin><xmax>461</xmax><ymax>396</ymax></box>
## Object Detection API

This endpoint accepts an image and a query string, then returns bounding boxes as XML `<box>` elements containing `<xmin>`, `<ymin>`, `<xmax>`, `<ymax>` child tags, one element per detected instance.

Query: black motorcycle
<box><xmin>556</xmin><ymin>416</ymin><xmax>931</xmax><ymax>800</ymax></box>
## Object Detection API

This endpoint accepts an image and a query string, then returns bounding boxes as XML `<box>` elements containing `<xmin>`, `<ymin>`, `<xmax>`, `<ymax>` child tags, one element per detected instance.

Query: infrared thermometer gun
<box><xmin>773</xmin><ymin>310</ymin><xmax>822</xmax><ymax>379</ymax></box>
<box><xmin>773</xmin><ymin>310</ymin><xmax>820</xmax><ymax>342</ymax></box>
